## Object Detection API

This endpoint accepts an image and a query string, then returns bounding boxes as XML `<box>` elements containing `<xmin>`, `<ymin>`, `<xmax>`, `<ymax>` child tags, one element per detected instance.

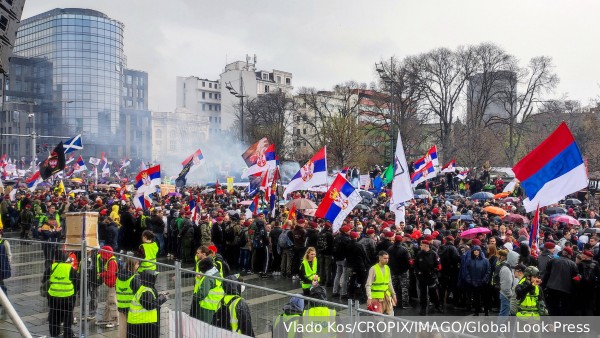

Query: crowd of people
<box><xmin>1</xmin><ymin>169</ymin><xmax>600</xmax><ymax>337</ymax></box>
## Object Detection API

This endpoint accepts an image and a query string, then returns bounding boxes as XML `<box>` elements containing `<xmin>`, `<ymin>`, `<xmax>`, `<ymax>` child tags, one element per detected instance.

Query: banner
<box><xmin>227</xmin><ymin>177</ymin><xmax>234</xmax><ymax>193</ymax></box>
<box><xmin>359</xmin><ymin>174</ymin><xmax>371</xmax><ymax>189</ymax></box>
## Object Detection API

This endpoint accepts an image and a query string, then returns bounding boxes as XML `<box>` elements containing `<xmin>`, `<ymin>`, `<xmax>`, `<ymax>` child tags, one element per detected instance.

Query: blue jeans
<box><xmin>154</xmin><ymin>232</ymin><xmax>165</xmax><ymax>255</ymax></box>
<box><xmin>240</xmin><ymin>248</ymin><xmax>251</xmax><ymax>271</ymax></box>
<box><xmin>497</xmin><ymin>293</ymin><xmax>510</xmax><ymax>326</ymax></box>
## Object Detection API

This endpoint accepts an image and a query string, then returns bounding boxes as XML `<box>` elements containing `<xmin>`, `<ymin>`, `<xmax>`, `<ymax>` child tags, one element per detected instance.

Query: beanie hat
<box><xmin>385</xmin><ymin>231</ymin><xmax>394</xmax><ymax>238</ymax></box>
<box><xmin>340</xmin><ymin>225</ymin><xmax>351</xmax><ymax>233</ymax></box>
<box><xmin>562</xmin><ymin>246</ymin><xmax>573</xmax><ymax>256</ymax></box>
<box><xmin>297</xmin><ymin>219</ymin><xmax>306</xmax><ymax>225</ymax></box>
<box><xmin>309</xmin><ymin>221</ymin><xmax>318</xmax><ymax>229</ymax></box>
<box><xmin>323</xmin><ymin>222</ymin><xmax>332</xmax><ymax>228</ymax></box>
<box><xmin>350</xmin><ymin>231</ymin><xmax>360</xmax><ymax>239</ymax></box>
<box><xmin>583</xmin><ymin>250</ymin><xmax>594</xmax><ymax>258</ymax></box>
<box><xmin>366</xmin><ymin>229</ymin><xmax>375</xmax><ymax>235</ymax></box>
<box><xmin>471</xmin><ymin>238</ymin><xmax>482</xmax><ymax>246</ymax></box>
<box><xmin>207</xmin><ymin>245</ymin><xmax>218</xmax><ymax>254</ymax></box>
<box><xmin>544</xmin><ymin>242</ymin><xmax>556</xmax><ymax>250</ymax></box>
<box><xmin>421</xmin><ymin>240</ymin><xmax>431</xmax><ymax>246</ymax></box>
<box><xmin>395</xmin><ymin>235</ymin><xmax>403</xmax><ymax>242</ymax></box>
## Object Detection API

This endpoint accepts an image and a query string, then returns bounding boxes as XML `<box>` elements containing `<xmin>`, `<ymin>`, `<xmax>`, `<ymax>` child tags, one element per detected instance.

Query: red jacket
<box><xmin>98</xmin><ymin>246</ymin><xmax>117</xmax><ymax>287</ymax></box>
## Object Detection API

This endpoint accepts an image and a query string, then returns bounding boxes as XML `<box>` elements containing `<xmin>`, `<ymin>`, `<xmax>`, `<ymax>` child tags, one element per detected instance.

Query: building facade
<box><xmin>175</xmin><ymin>76</ymin><xmax>222</xmax><ymax>136</ymax></box>
<box><xmin>6</xmin><ymin>8</ymin><xmax>151</xmax><ymax>161</ymax></box>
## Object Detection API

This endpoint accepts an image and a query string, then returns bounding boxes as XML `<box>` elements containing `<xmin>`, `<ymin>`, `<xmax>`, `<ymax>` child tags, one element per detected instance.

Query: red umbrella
<box><xmin>503</xmin><ymin>214</ymin><xmax>530</xmax><ymax>224</ymax></box>
<box><xmin>460</xmin><ymin>227</ymin><xmax>491</xmax><ymax>239</ymax></box>
<box><xmin>551</xmin><ymin>215</ymin><xmax>579</xmax><ymax>226</ymax></box>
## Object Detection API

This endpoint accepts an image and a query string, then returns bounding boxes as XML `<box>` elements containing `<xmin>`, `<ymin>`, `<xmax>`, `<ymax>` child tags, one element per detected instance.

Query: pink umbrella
<box><xmin>551</xmin><ymin>215</ymin><xmax>579</xmax><ymax>226</ymax></box>
<box><xmin>502</xmin><ymin>197</ymin><xmax>520</xmax><ymax>203</ymax></box>
<box><xmin>460</xmin><ymin>227</ymin><xmax>491</xmax><ymax>239</ymax></box>
<box><xmin>239</xmin><ymin>200</ymin><xmax>253</xmax><ymax>206</ymax></box>
<box><xmin>503</xmin><ymin>214</ymin><xmax>530</xmax><ymax>224</ymax></box>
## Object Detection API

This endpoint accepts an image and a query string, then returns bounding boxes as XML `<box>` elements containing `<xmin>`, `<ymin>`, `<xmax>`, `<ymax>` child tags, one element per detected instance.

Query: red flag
<box><xmin>215</xmin><ymin>179</ymin><xmax>223</xmax><ymax>195</ymax></box>
<box><xmin>286</xmin><ymin>204</ymin><xmax>297</xmax><ymax>223</ymax></box>
<box><xmin>529</xmin><ymin>204</ymin><xmax>540</xmax><ymax>256</ymax></box>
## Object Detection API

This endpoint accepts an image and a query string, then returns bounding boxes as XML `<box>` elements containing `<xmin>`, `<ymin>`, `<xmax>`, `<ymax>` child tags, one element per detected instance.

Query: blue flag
<box><xmin>63</xmin><ymin>134</ymin><xmax>83</xmax><ymax>154</ymax></box>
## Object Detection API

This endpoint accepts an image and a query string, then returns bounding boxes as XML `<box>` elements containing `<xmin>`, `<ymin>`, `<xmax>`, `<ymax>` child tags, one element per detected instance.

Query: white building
<box><xmin>175</xmin><ymin>76</ymin><xmax>223</xmax><ymax>137</ymax></box>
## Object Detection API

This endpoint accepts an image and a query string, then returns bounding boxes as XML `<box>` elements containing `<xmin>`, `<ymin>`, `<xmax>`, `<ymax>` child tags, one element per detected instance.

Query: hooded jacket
<box><xmin>464</xmin><ymin>246</ymin><xmax>490</xmax><ymax>287</ymax></box>
<box><xmin>214</xmin><ymin>275</ymin><xmax>255</xmax><ymax>337</ymax></box>
<box><xmin>499</xmin><ymin>251</ymin><xmax>519</xmax><ymax>299</ymax></box>
<box><xmin>110</xmin><ymin>205</ymin><xmax>120</xmax><ymax>226</ymax></box>
<box><xmin>98</xmin><ymin>246</ymin><xmax>118</xmax><ymax>287</ymax></box>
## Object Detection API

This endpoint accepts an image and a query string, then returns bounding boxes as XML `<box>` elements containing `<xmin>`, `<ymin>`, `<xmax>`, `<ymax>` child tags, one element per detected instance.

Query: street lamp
<box><xmin>375</xmin><ymin>59</ymin><xmax>397</xmax><ymax>165</ymax></box>
<box><xmin>226</xmin><ymin>80</ymin><xmax>247</xmax><ymax>142</ymax></box>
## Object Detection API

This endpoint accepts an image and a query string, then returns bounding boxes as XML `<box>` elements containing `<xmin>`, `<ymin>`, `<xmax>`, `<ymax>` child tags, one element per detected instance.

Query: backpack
<box><xmin>316</xmin><ymin>232</ymin><xmax>328</xmax><ymax>252</ymax></box>
<box><xmin>224</xmin><ymin>225</ymin><xmax>236</xmax><ymax>243</ymax></box>
<box><xmin>233</xmin><ymin>227</ymin><xmax>244</xmax><ymax>246</ymax></box>
<box><xmin>278</xmin><ymin>229</ymin><xmax>293</xmax><ymax>249</ymax></box>
<box><xmin>581</xmin><ymin>261</ymin><xmax>599</xmax><ymax>284</ymax></box>
<box><xmin>493</xmin><ymin>262</ymin><xmax>510</xmax><ymax>290</ymax></box>
<box><xmin>212</xmin><ymin>295</ymin><xmax>242</xmax><ymax>331</ymax></box>
<box><xmin>253</xmin><ymin>228</ymin><xmax>265</xmax><ymax>249</ymax></box>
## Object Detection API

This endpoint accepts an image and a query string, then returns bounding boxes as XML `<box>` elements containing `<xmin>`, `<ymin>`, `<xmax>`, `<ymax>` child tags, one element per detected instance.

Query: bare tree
<box><xmin>413</xmin><ymin>46</ymin><xmax>478</xmax><ymax>158</ymax></box>
<box><xmin>293</xmin><ymin>82</ymin><xmax>370</xmax><ymax>167</ymax></box>
<box><xmin>233</xmin><ymin>92</ymin><xmax>294</xmax><ymax>159</ymax></box>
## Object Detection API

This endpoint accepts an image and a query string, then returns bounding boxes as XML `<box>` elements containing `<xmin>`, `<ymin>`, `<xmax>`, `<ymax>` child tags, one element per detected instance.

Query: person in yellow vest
<box><xmin>192</xmin><ymin>257</ymin><xmax>224</xmax><ymax>323</ymax></box>
<box><xmin>127</xmin><ymin>270</ymin><xmax>168</xmax><ymax>338</ymax></box>
<box><xmin>212</xmin><ymin>274</ymin><xmax>255</xmax><ymax>337</ymax></box>
<box><xmin>365</xmin><ymin>251</ymin><xmax>397</xmax><ymax>315</ymax></box>
<box><xmin>273</xmin><ymin>295</ymin><xmax>304</xmax><ymax>338</ymax></box>
<box><xmin>302</xmin><ymin>285</ymin><xmax>337</xmax><ymax>337</ymax></box>
<box><xmin>512</xmin><ymin>266</ymin><xmax>547</xmax><ymax>326</ymax></box>
<box><xmin>116</xmin><ymin>259</ymin><xmax>139</xmax><ymax>338</ymax></box>
<box><xmin>42</xmin><ymin>250</ymin><xmax>78</xmax><ymax>338</ymax></box>
<box><xmin>136</xmin><ymin>230</ymin><xmax>158</xmax><ymax>274</ymax></box>
<box><xmin>299</xmin><ymin>247</ymin><xmax>319</xmax><ymax>296</ymax></box>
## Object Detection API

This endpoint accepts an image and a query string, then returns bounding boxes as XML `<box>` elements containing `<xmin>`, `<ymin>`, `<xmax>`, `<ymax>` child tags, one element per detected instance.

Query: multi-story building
<box><xmin>5</xmin><ymin>8</ymin><xmax>151</xmax><ymax>161</ymax></box>
<box><xmin>467</xmin><ymin>71</ymin><xmax>516</xmax><ymax>123</ymax></box>
<box><xmin>174</xmin><ymin>56</ymin><xmax>293</xmax><ymax>142</ymax></box>
<box><xmin>175</xmin><ymin>76</ymin><xmax>222</xmax><ymax>137</ymax></box>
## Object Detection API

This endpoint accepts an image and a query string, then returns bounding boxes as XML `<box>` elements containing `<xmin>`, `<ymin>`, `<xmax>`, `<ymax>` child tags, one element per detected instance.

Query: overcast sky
<box><xmin>23</xmin><ymin>0</ymin><xmax>600</xmax><ymax>112</ymax></box>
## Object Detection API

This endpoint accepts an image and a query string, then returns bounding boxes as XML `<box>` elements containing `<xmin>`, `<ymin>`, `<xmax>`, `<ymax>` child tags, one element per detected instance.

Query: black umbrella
<box><xmin>355</xmin><ymin>204</ymin><xmax>371</xmax><ymax>211</ymax></box>
<box><xmin>544</xmin><ymin>207</ymin><xmax>567</xmax><ymax>215</ymax></box>
<box><xmin>565</xmin><ymin>198</ymin><xmax>582</xmax><ymax>206</ymax></box>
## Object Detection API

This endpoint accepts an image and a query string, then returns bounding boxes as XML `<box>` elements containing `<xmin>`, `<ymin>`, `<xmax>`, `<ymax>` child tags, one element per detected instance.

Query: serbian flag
<box><xmin>456</xmin><ymin>169</ymin><xmax>470</xmax><ymax>181</ymax></box>
<box><xmin>529</xmin><ymin>204</ymin><xmax>540</xmax><ymax>256</ymax></box>
<box><xmin>133</xmin><ymin>191</ymin><xmax>152</xmax><ymax>210</ymax></box>
<box><xmin>26</xmin><ymin>171</ymin><xmax>43</xmax><ymax>192</ymax></box>
<box><xmin>248</xmin><ymin>195</ymin><xmax>260</xmax><ymax>216</ymax></box>
<box><xmin>283</xmin><ymin>147</ymin><xmax>327</xmax><ymax>197</ymax></box>
<box><xmin>181</xmin><ymin>149</ymin><xmax>205</xmax><ymax>174</ymax></box>
<box><xmin>135</xmin><ymin>165</ymin><xmax>161</xmax><ymax>194</ymax></box>
<box><xmin>440</xmin><ymin>159</ymin><xmax>456</xmax><ymax>173</ymax></box>
<box><xmin>73</xmin><ymin>156</ymin><xmax>87</xmax><ymax>174</ymax></box>
<box><xmin>315</xmin><ymin>174</ymin><xmax>362</xmax><ymax>233</ymax></box>
<box><xmin>241</xmin><ymin>138</ymin><xmax>277</xmax><ymax>178</ymax></box>
<box><xmin>512</xmin><ymin>122</ymin><xmax>588</xmax><ymax>212</ymax></box>
<box><xmin>340</xmin><ymin>166</ymin><xmax>350</xmax><ymax>178</ymax></box>
<box><xmin>413</xmin><ymin>145</ymin><xmax>439</xmax><ymax>171</ymax></box>
<box><xmin>411</xmin><ymin>161</ymin><xmax>437</xmax><ymax>187</ymax></box>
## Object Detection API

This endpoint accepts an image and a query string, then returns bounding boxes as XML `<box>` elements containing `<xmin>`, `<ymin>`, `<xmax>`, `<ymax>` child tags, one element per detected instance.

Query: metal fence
<box><xmin>1</xmin><ymin>238</ymin><xmax>355</xmax><ymax>338</ymax></box>
<box><xmin>0</xmin><ymin>238</ymin><xmax>476</xmax><ymax>338</ymax></box>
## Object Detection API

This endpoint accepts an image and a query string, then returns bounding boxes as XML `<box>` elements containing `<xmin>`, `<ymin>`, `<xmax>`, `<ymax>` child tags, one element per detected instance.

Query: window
<box><xmin>265</xmin><ymin>85</ymin><xmax>269</xmax><ymax>93</ymax></box>
<box><xmin>262</xmin><ymin>73</ymin><xmax>269</xmax><ymax>80</ymax></box>
<box><xmin>202</xmin><ymin>92</ymin><xmax>205</xmax><ymax>99</ymax></box>
<box><xmin>296</xmin><ymin>128</ymin><xmax>300</xmax><ymax>135</ymax></box>
<box><xmin>209</xmin><ymin>83</ymin><xmax>212</xmax><ymax>88</ymax></box>
<box><xmin>202</xmin><ymin>81</ymin><xmax>205</xmax><ymax>87</ymax></box>
<box><xmin>303</xmin><ymin>128</ymin><xmax>306</xmax><ymax>135</ymax></box>
<box><xmin>209</xmin><ymin>104</ymin><xmax>213</xmax><ymax>111</ymax></box>
<box><xmin>202</xmin><ymin>104</ymin><xmax>206</xmax><ymax>111</ymax></box>
<box><xmin>209</xmin><ymin>93</ymin><xmax>212</xmax><ymax>99</ymax></box>
<box><xmin>209</xmin><ymin>117</ymin><xmax>212</xmax><ymax>122</ymax></box>
<box><xmin>277</xmin><ymin>76</ymin><xmax>281</xmax><ymax>84</ymax></box>
<box><xmin>286</xmin><ymin>78</ymin><xmax>291</xmax><ymax>85</ymax></box>
<box><xmin>170</xmin><ymin>140</ymin><xmax>176</xmax><ymax>151</ymax></box>
<box><xmin>0</xmin><ymin>16</ymin><xmax>8</xmax><ymax>32</ymax></box>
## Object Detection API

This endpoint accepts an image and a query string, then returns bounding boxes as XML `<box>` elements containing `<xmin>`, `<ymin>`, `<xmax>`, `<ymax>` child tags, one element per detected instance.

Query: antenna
<box><xmin>254</xmin><ymin>54</ymin><xmax>257</xmax><ymax>66</ymax></box>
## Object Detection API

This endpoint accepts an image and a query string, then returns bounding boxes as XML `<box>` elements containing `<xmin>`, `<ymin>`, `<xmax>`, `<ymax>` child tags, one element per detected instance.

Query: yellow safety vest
<box><xmin>48</xmin><ymin>263</ymin><xmax>74</xmax><ymax>298</ymax></box>
<box><xmin>516</xmin><ymin>278</ymin><xmax>541</xmax><ymax>319</ymax></box>
<box><xmin>138</xmin><ymin>242</ymin><xmax>158</xmax><ymax>272</ymax></box>
<box><xmin>199</xmin><ymin>277</ymin><xmax>225</xmax><ymax>311</ymax></box>
<box><xmin>371</xmin><ymin>264</ymin><xmax>391</xmax><ymax>299</ymax></box>
<box><xmin>213</xmin><ymin>257</ymin><xmax>224</xmax><ymax>278</ymax></box>
<box><xmin>220</xmin><ymin>295</ymin><xmax>242</xmax><ymax>333</ymax></box>
<box><xmin>127</xmin><ymin>285</ymin><xmax>158</xmax><ymax>324</ymax></box>
<box><xmin>301</xmin><ymin>258</ymin><xmax>319</xmax><ymax>289</ymax></box>
<box><xmin>274</xmin><ymin>314</ymin><xmax>301</xmax><ymax>338</ymax></box>
<box><xmin>193</xmin><ymin>258</ymin><xmax>203</xmax><ymax>295</ymax></box>
<box><xmin>303</xmin><ymin>307</ymin><xmax>337</xmax><ymax>337</ymax></box>
<box><xmin>116</xmin><ymin>274</ymin><xmax>136</xmax><ymax>309</ymax></box>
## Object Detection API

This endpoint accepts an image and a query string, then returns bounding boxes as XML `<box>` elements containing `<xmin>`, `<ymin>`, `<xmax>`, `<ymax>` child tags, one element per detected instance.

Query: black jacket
<box><xmin>387</xmin><ymin>242</ymin><xmax>411</xmax><ymax>275</ymax></box>
<box><xmin>317</xmin><ymin>228</ymin><xmax>335</xmax><ymax>256</ymax></box>
<box><xmin>543</xmin><ymin>255</ymin><xmax>578</xmax><ymax>294</ymax></box>
<box><xmin>305</xmin><ymin>228</ymin><xmax>319</xmax><ymax>248</ymax></box>
<box><xmin>333</xmin><ymin>232</ymin><xmax>352</xmax><ymax>261</ymax></box>
<box><xmin>346</xmin><ymin>241</ymin><xmax>369</xmax><ymax>271</ymax></box>
<box><xmin>414</xmin><ymin>250</ymin><xmax>439</xmax><ymax>283</ymax></box>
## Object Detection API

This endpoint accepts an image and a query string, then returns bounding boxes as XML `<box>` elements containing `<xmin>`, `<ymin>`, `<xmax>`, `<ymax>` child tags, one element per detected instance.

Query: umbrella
<box><xmin>286</xmin><ymin>198</ymin><xmax>318</xmax><ymax>210</ymax></box>
<box><xmin>501</xmin><ymin>197</ymin><xmax>520</xmax><ymax>203</ymax></box>
<box><xmin>240</xmin><ymin>200</ymin><xmax>253</xmax><ymax>206</ymax></box>
<box><xmin>200</xmin><ymin>188</ymin><xmax>215</xmax><ymax>195</ymax></box>
<box><xmin>483</xmin><ymin>206</ymin><xmax>507</xmax><ymax>217</ymax></box>
<box><xmin>503</xmin><ymin>213</ymin><xmax>529</xmax><ymax>224</ymax></box>
<box><xmin>71</xmin><ymin>189</ymin><xmax>86</xmax><ymax>194</ymax></box>
<box><xmin>551</xmin><ymin>215</ymin><xmax>579</xmax><ymax>226</ymax></box>
<box><xmin>482</xmin><ymin>184</ymin><xmax>496</xmax><ymax>192</ymax></box>
<box><xmin>355</xmin><ymin>204</ymin><xmax>371</xmax><ymax>211</ymax></box>
<box><xmin>109</xmin><ymin>183</ymin><xmax>121</xmax><ymax>188</ymax></box>
<box><xmin>583</xmin><ymin>228</ymin><xmax>600</xmax><ymax>234</ymax></box>
<box><xmin>450</xmin><ymin>214</ymin><xmax>475</xmax><ymax>222</ymax></box>
<box><xmin>470</xmin><ymin>192</ymin><xmax>495</xmax><ymax>200</ymax></box>
<box><xmin>446</xmin><ymin>194</ymin><xmax>464</xmax><ymax>201</ymax></box>
<box><xmin>565</xmin><ymin>198</ymin><xmax>582</xmax><ymax>206</ymax></box>
<box><xmin>460</xmin><ymin>227</ymin><xmax>491</xmax><ymax>239</ymax></box>
<box><xmin>414</xmin><ymin>189</ymin><xmax>431</xmax><ymax>199</ymax></box>
<box><xmin>494</xmin><ymin>192</ymin><xmax>510</xmax><ymax>199</ymax></box>
<box><xmin>168</xmin><ymin>192</ymin><xmax>181</xmax><ymax>197</ymax></box>
<box><xmin>544</xmin><ymin>207</ymin><xmax>567</xmax><ymax>215</ymax></box>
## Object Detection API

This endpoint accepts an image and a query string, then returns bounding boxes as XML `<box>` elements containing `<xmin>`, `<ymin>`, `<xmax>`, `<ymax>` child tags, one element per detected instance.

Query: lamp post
<box><xmin>375</xmin><ymin>59</ymin><xmax>397</xmax><ymax>165</ymax></box>
<box><xmin>28</xmin><ymin>113</ymin><xmax>36</xmax><ymax>168</ymax></box>
<box><xmin>226</xmin><ymin>79</ymin><xmax>247</xmax><ymax>142</ymax></box>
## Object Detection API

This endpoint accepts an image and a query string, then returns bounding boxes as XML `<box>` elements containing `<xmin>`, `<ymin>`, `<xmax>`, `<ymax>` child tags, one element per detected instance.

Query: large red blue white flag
<box><xmin>315</xmin><ymin>174</ymin><xmax>362</xmax><ymax>233</ymax></box>
<box><xmin>241</xmin><ymin>138</ymin><xmax>277</xmax><ymax>178</ymax></box>
<box><xmin>283</xmin><ymin>147</ymin><xmax>327</xmax><ymax>197</ymax></box>
<box><xmin>512</xmin><ymin>122</ymin><xmax>587</xmax><ymax>212</ymax></box>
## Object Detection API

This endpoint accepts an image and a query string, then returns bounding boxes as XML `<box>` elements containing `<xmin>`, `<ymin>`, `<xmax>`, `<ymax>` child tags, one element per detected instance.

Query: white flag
<box><xmin>503</xmin><ymin>178</ymin><xmax>518</xmax><ymax>193</ymax></box>
<box><xmin>391</xmin><ymin>131</ymin><xmax>413</xmax><ymax>225</ymax></box>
